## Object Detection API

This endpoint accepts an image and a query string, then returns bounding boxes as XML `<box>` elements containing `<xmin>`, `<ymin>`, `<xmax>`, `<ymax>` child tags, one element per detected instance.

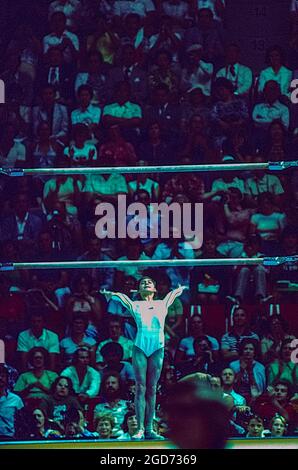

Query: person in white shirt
<box><xmin>17</xmin><ymin>311</ymin><xmax>60</xmax><ymax>372</ymax></box>
<box><xmin>0</xmin><ymin>365</ymin><xmax>24</xmax><ymax>438</ymax></box>
<box><xmin>61</xmin><ymin>347</ymin><xmax>101</xmax><ymax>401</ymax></box>
<box><xmin>258</xmin><ymin>46</ymin><xmax>292</xmax><ymax>98</ymax></box>
<box><xmin>43</xmin><ymin>11</ymin><xmax>79</xmax><ymax>65</ymax></box>
<box><xmin>253</xmin><ymin>80</ymin><xmax>290</xmax><ymax>130</ymax></box>
<box><xmin>216</xmin><ymin>44</ymin><xmax>253</xmax><ymax>97</ymax></box>
<box><xmin>71</xmin><ymin>85</ymin><xmax>101</xmax><ymax>136</ymax></box>
<box><xmin>113</xmin><ymin>0</ymin><xmax>156</xmax><ymax>17</ymax></box>
<box><xmin>180</xmin><ymin>44</ymin><xmax>213</xmax><ymax>96</ymax></box>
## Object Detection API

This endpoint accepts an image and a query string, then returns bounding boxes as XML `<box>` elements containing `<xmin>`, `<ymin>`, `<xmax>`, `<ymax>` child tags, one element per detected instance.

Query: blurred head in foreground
<box><xmin>164</xmin><ymin>379</ymin><xmax>229</xmax><ymax>449</ymax></box>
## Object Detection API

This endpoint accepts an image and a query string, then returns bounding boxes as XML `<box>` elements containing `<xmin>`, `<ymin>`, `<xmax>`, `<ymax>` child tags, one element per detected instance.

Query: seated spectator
<box><xmin>232</xmin><ymin>234</ymin><xmax>268</xmax><ymax>303</ymax></box>
<box><xmin>0</xmin><ymin>364</ymin><xmax>24</xmax><ymax>439</ymax></box>
<box><xmin>184</xmin><ymin>7</ymin><xmax>224</xmax><ymax>64</ymax></box>
<box><xmin>258</xmin><ymin>46</ymin><xmax>292</xmax><ymax>98</ymax></box>
<box><xmin>36</xmin><ymin>46</ymin><xmax>75</xmax><ymax>104</ymax></box>
<box><xmin>217</xmin><ymin>188</ymin><xmax>254</xmax><ymax>257</ymax></box>
<box><xmin>138</xmin><ymin>122</ymin><xmax>174</xmax><ymax>165</ymax></box>
<box><xmin>144</xmin><ymin>83</ymin><xmax>181</xmax><ymax>144</ymax></box>
<box><xmin>258</xmin><ymin>121</ymin><xmax>293</xmax><ymax>162</ymax></box>
<box><xmin>180</xmin><ymin>44</ymin><xmax>213</xmax><ymax>96</ymax></box>
<box><xmin>211</xmin><ymin>78</ymin><xmax>249</xmax><ymax>149</ymax></box>
<box><xmin>175</xmin><ymin>314</ymin><xmax>219</xmax><ymax>374</ymax></box>
<box><xmin>14</xmin><ymin>347</ymin><xmax>58</xmax><ymax>399</ymax></box>
<box><xmin>29</xmin><ymin>407</ymin><xmax>62</xmax><ymax>439</ymax></box>
<box><xmin>43</xmin><ymin>12</ymin><xmax>79</xmax><ymax>66</ymax></box>
<box><xmin>147</xmin><ymin>15</ymin><xmax>182</xmax><ymax>62</ymax></box>
<box><xmin>0</xmin><ymin>192</ymin><xmax>44</xmax><ymax>259</ymax></box>
<box><xmin>102</xmin><ymin>81</ymin><xmax>143</xmax><ymax>140</ymax></box>
<box><xmin>63</xmin><ymin>407</ymin><xmax>97</xmax><ymax>438</ymax></box>
<box><xmin>246</xmin><ymin>414</ymin><xmax>265</xmax><ymax>438</ymax></box>
<box><xmin>260</xmin><ymin>315</ymin><xmax>295</xmax><ymax>365</ymax></box>
<box><xmin>253</xmin><ymin>380</ymin><xmax>297</xmax><ymax>432</ymax></box>
<box><xmin>216</xmin><ymin>44</ymin><xmax>253</xmax><ymax>97</ymax></box>
<box><xmin>253</xmin><ymin>81</ymin><xmax>290</xmax><ymax>130</ymax></box>
<box><xmin>17</xmin><ymin>311</ymin><xmax>60</xmax><ymax>371</ymax></box>
<box><xmin>48</xmin><ymin>0</ymin><xmax>81</xmax><ymax>31</ymax></box>
<box><xmin>222</xmin><ymin>130</ymin><xmax>253</xmax><ymax>163</ymax></box>
<box><xmin>99</xmin><ymin>125</ymin><xmax>137</xmax><ymax>166</ymax></box>
<box><xmin>179</xmin><ymin>335</ymin><xmax>220</xmax><ymax>377</ymax></box>
<box><xmin>31</xmin><ymin>121</ymin><xmax>62</xmax><ymax>170</ymax></box>
<box><xmin>149</xmin><ymin>49</ymin><xmax>179</xmax><ymax>96</ymax></box>
<box><xmin>41</xmin><ymin>375</ymin><xmax>81</xmax><ymax>425</ymax></box>
<box><xmin>64</xmin><ymin>124</ymin><xmax>98</xmax><ymax>165</ymax></box>
<box><xmin>75</xmin><ymin>51</ymin><xmax>110</xmax><ymax>107</ymax></box>
<box><xmin>96</xmin><ymin>315</ymin><xmax>134</xmax><ymax>366</ymax></box>
<box><xmin>230</xmin><ymin>338</ymin><xmax>266</xmax><ymax>403</ymax></box>
<box><xmin>113</xmin><ymin>0</ymin><xmax>156</xmax><ymax>18</ymax></box>
<box><xmin>161</xmin><ymin>1</ymin><xmax>189</xmax><ymax>24</ymax></box>
<box><xmin>244</xmin><ymin>156</ymin><xmax>285</xmax><ymax>208</ymax></box>
<box><xmin>71</xmin><ymin>85</ymin><xmax>101</xmax><ymax>140</ymax></box>
<box><xmin>190</xmin><ymin>236</ymin><xmax>227</xmax><ymax>304</ymax></box>
<box><xmin>60</xmin><ymin>313</ymin><xmax>97</xmax><ymax>367</ymax></box>
<box><xmin>180</xmin><ymin>86</ymin><xmax>211</xmax><ymax>132</ymax></box>
<box><xmin>249</xmin><ymin>192</ymin><xmax>287</xmax><ymax>255</ymax></box>
<box><xmin>82</xmin><ymin>162</ymin><xmax>128</xmax><ymax>205</ymax></box>
<box><xmin>128</xmin><ymin>163</ymin><xmax>159</xmax><ymax>199</ymax></box>
<box><xmin>221</xmin><ymin>307</ymin><xmax>259</xmax><ymax>362</ymax></box>
<box><xmin>32</xmin><ymin>85</ymin><xmax>69</xmax><ymax>144</ymax></box>
<box><xmin>0</xmin><ymin>122</ymin><xmax>26</xmax><ymax>169</ymax></box>
<box><xmin>267</xmin><ymin>339</ymin><xmax>298</xmax><ymax>390</ymax></box>
<box><xmin>0</xmin><ymin>51</ymin><xmax>34</xmax><ymax>108</ymax></box>
<box><xmin>178</xmin><ymin>114</ymin><xmax>214</xmax><ymax>163</ymax></box>
<box><xmin>117</xmin><ymin>410</ymin><xmax>138</xmax><ymax>440</ymax></box>
<box><xmin>94</xmin><ymin>413</ymin><xmax>115</xmax><ymax>439</ymax></box>
<box><xmin>99</xmin><ymin>342</ymin><xmax>135</xmax><ymax>385</ymax></box>
<box><xmin>109</xmin><ymin>44</ymin><xmax>148</xmax><ymax>104</ymax></box>
<box><xmin>65</xmin><ymin>274</ymin><xmax>103</xmax><ymax>341</ymax></box>
<box><xmin>43</xmin><ymin>175</ymin><xmax>83</xmax><ymax>217</ymax></box>
<box><xmin>86</xmin><ymin>15</ymin><xmax>120</xmax><ymax>65</ymax></box>
<box><xmin>194</xmin><ymin>0</ymin><xmax>226</xmax><ymax>23</ymax></box>
<box><xmin>93</xmin><ymin>372</ymin><xmax>130</xmax><ymax>438</ymax></box>
<box><xmin>221</xmin><ymin>367</ymin><xmax>246</xmax><ymax>407</ymax></box>
<box><xmin>61</xmin><ymin>347</ymin><xmax>101</xmax><ymax>402</ymax></box>
<box><xmin>267</xmin><ymin>414</ymin><xmax>288</xmax><ymax>437</ymax></box>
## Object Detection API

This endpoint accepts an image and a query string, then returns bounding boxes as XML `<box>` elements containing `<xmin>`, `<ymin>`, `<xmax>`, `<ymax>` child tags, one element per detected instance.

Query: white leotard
<box><xmin>112</xmin><ymin>288</ymin><xmax>184</xmax><ymax>357</ymax></box>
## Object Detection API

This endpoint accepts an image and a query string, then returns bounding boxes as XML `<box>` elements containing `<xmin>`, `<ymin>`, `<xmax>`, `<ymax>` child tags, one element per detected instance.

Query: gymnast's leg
<box><xmin>144</xmin><ymin>347</ymin><xmax>164</xmax><ymax>438</ymax></box>
<box><xmin>132</xmin><ymin>345</ymin><xmax>147</xmax><ymax>437</ymax></box>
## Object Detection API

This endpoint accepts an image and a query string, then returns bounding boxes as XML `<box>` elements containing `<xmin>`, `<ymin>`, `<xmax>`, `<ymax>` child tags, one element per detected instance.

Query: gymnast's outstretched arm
<box><xmin>100</xmin><ymin>289</ymin><xmax>134</xmax><ymax>314</ymax></box>
<box><xmin>163</xmin><ymin>285</ymin><xmax>188</xmax><ymax>309</ymax></box>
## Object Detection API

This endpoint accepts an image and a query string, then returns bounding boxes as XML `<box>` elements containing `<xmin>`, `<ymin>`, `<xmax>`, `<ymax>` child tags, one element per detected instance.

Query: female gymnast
<box><xmin>101</xmin><ymin>277</ymin><xmax>187</xmax><ymax>440</ymax></box>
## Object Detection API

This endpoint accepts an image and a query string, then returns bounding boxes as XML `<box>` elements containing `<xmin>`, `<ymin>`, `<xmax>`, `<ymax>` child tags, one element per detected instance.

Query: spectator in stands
<box><xmin>94</xmin><ymin>413</ymin><xmax>115</xmax><ymax>439</ymax></box>
<box><xmin>17</xmin><ymin>311</ymin><xmax>60</xmax><ymax>371</ymax></box>
<box><xmin>71</xmin><ymin>85</ymin><xmax>101</xmax><ymax>139</ymax></box>
<box><xmin>43</xmin><ymin>11</ymin><xmax>79</xmax><ymax>65</ymax></box>
<box><xmin>149</xmin><ymin>49</ymin><xmax>179</xmax><ymax>96</ymax></box>
<box><xmin>43</xmin><ymin>174</ymin><xmax>83</xmax><ymax>218</ymax></box>
<box><xmin>86</xmin><ymin>15</ymin><xmax>120</xmax><ymax>65</ymax></box>
<box><xmin>36</xmin><ymin>46</ymin><xmax>75</xmax><ymax>105</ymax></box>
<box><xmin>99</xmin><ymin>342</ymin><xmax>135</xmax><ymax>385</ymax></box>
<box><xmin>0</xmin><ymin>122</ymin><xmax>27</xmax><ymax>169</ymax></box>
<box><xmin>75</xmin><ymin>51</ymin><xmax>110</xmax><ymax>107</ymax></box>
<box><xmin>229</xmin><ymin>338</ymin><xmax>266</xmax><ymax>403</ymax></box>
<box><xmin>260</xmin><ymin>315</ymin><xmax>294</xmax><ymax>365</ymax></box>
<box><xmin>93</xmin><ymin>372</ymin><xmax>130</xmax><ymax>438</ymax></box>
<box><xmin>113</xmin><ymin>0</ymin><xmax>156</xmax><ymax>18</ymax></box>
<box><xmin>253</xmin><ymin>81</ymin><xmax>290</xmax><ymax>130</ymax></box>
<box><xmin>64</xmin><ymin>124</ymin><xmax>98</xmax><ymax>165</ymax></box>
<box><xmin>60</xmin><ymin>313</ymin><xmax>97</xmax><ymax>367</ymax></box>
<box><xmin>28</xmin><ymin>407</ymin><xmax>62</xmax><ymax>439</ymax></box>
<box><xmin>267</xmin><ymin>339</ymin><xmax>298</xmax><ymax>390</ymax></box>
<box><xmin>41</xmin><ymin>375</ymin><xmax>81</xmax><ymax>425</ymax></box>
<box><xmin>117</xmin><ymin>410</ymin><xmax>138</xmax><ymax>440</ymax></box>
<box><xmin>96</xmin><ymin>315</ymin><xmax>134</xmax><ymax>366</ymax></box>
<box><xmin>180</xmin><ymin>44</ymin><xmax>213</xmax><ymax>96</ymax></box>
<box><xmin>32</xmin><ymin>85</ymin><xmax>69</xmax><ymax>143</ymax></box>
<box><xmin>14</xmin><ymin>347</ymin><xmax>58</xmax><ymax>399</ymax></box>
<box><xmin>48</xmin><ymin>1</ymin><xmax>81</xmax><ymax>31</ymax></box>
<box><xmin>258</xmin><ymin>46</ymin><xmax>292</xmax><ymax>99</ymax></box>
<box><xmin>246</xmin><ymin>415</ymin><xmax>265</xmax><ymax>438</ymax></box>
<box><xmin>221</xmin><ymin>307</ymin><xmax>259</xmax><ymax>362</ymax></box>
<box><xmin>216</xmin><ymin>44</ymin><xmax>253</xmax><ymax>97</ymax></box>
<box><xmin>221</xmin><ymin>367</ymin><xmax>247</xmax><ymax>408</ymax></box>
<box><xmin>99</xmin><ymin>125</ymin><xmax>137</xmax><ymax>166</ymax></box>
<box><xmin>109</xmin><ymin>44</ymin><xmax>148</xmax><ymax>104</ymax></box>
<box><xmin>175</xmin><ymin>314</ymin><xmax>219</xmax><ymax>374</ymax></box>
<box><xmin>61</xmin><ymin>346</ymin><xmax>101</xmax><ymax>401</ymax></box>
<box><xmin>268</xmin><ymin>414</ymin><xmax>287</xmax><ymax>437</ymax></box>
<box><xmin>249</xmin><ymin>192</ymin><xmax>287</xmax><ymax>255</ymax></box>
<box><xmin>0</xmin><ymin>364</ymin><xmax>24</xmax><ymax>438</ymax></box>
